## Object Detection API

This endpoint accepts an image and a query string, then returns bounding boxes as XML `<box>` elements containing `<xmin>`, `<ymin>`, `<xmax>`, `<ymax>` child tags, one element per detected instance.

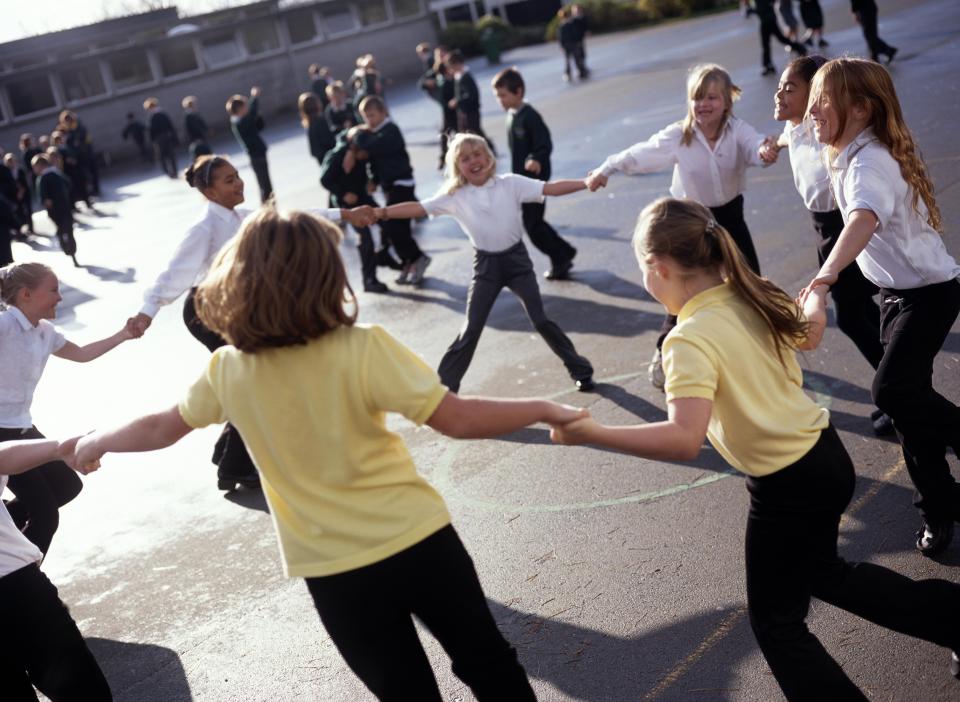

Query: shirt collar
<box><xmin>508</xmin><ymin>103</ymin><xmax>527</xmax><ymax>117</ymax></box>
<box><xmin>693</xmin><ymin>116</ymin><xmax>734</xmax><ymax>145</ymax></box>
<box><xmin>832</xmin><ymin>127</ymin><xmax>877</xmax><ymax>170</ymax></box>
<box><xmin>7</xmin><ymin>305</ymin><xmax>35</xmax><ymax>331</ymax></box>
<box><xmin>371</xmin><ymin>117</ymin><xmax>392</xmax><ymax>133</ymax></box>
<box><xmin>207</xmin><ymin>200</ymin><xmax>240</xmax><ymax>223</ymax></box>
<box><xmin>676</xmin><ymin>282</ymin><xmax>735</xmax><ymax>323</ymax></box>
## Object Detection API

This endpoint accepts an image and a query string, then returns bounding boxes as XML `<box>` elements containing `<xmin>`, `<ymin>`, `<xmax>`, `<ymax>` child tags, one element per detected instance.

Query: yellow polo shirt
<box><xmin>178</xmin><ymin>324</ymin><xmax>450</xmax><ymax>577</ymax></box>
<box><xmin>662</xmin><ymin>283</ymin><xmax>829</xmax><ymax>477</ymax></box>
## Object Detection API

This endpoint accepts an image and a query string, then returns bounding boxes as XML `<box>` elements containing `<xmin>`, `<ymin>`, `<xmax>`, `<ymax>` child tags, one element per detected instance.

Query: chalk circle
<box><xmin>432</xmin><ymin>370</ymin><xmax>834</xmax><ymax>514</ymax></box>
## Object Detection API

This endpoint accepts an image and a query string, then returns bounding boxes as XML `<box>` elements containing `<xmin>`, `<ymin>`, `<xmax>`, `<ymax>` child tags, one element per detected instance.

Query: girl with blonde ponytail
<box><xmin>802</xmin><ymin>58</ymin><xmax>960</xmax><ymax>556</ymax></box>
<box><xmin>551</xmin><ymin>197</ymin><xmax>960</xmax><ymax>701</ymax></box>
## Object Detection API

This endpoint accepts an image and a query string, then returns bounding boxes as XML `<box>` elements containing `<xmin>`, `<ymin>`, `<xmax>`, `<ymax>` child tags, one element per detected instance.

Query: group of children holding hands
<box><xmin>4</xmin><ymin>39</ymin><xmax>960</xmax><ymax>702</ymax></box>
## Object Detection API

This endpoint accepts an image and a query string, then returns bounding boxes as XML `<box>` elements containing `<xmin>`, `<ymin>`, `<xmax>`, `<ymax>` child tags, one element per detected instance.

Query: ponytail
<box><xmin>0</xmin><ymin>262</ymin><xmax>53</xmax><ymax>310</ymax></box>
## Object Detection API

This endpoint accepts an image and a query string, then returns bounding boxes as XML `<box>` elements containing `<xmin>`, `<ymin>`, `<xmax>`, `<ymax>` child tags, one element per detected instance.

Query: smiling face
<box><xmin>691</xmin><ymin>80</ymin><xmax>727</xmax><ymax>135</ymax></box>
<box><xmin>808</xmin><ymin>84</ymin><xmax>842</xmax><ymax>146</ymax></box>
<box><xmin>203</xmin><ymin>163</ymin><xmax>245</xmax><ymax>209</ymax></box>
<box><xmin>494</xmin><ymin>85</ymin><xmax>523</xmax><ymax>111</ymax></box>
<box><xmin>456</xmin><ymin>142</ymin><xmax>494</xmax><ymax>186</ymax></box>
<box><xmin>18</xmin><ymin>273</ymin><xmax>62</xmax><ymax>323</ymax></box>
<box><xmin>774</xmin><ymin>67</ymin><xmax>809</xmax><ymax>124</ymax></box>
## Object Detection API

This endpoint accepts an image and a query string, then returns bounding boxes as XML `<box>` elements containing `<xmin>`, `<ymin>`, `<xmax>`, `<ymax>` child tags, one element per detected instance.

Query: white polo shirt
<box><xmin>0</xmin><ymin>476</ymin><xmax>43</xmax><ymax>577</ymax></box>
<box><xmin>0</xmin><ymin>307</ymin><xmax>66</xmax><ymax>429</ymax></box>
<box><xmin>596</xmin><ymin>117</ymin><xmax>768</xmax><ymax>208</ymax></box>
<box><xmin>782</xmin><ymin>118</ymin><xmax>835</xmax><ymax>213</ymax></box>
<box><xmin>830</xmin><ymin>128</ymin><xmax>960</xmax><ymax>290</ymax></box>
<box><xmin>420</xmin><ymin>174</ymin><xmax>545</xmax><ymax>252</ymax></box>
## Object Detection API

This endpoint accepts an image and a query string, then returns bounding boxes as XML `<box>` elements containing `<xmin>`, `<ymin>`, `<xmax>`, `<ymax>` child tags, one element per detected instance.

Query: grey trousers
<box><xmin>438</xmin><ymin>242</ymin><xmax>593</xmax><ymax>393</ymax></box>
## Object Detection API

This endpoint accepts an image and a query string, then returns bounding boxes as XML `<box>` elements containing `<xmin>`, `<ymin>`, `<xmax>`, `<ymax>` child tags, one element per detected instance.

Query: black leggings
<box><xmin>746</xmin><ymin>425</ymin><xmax>960</xmax><ymax>700</ymax></box>
<box><xmin>1</xmin><ymin>426</ymin><xmax>82</xmax><ymax>555</ymax></box>
<box><xmin>306</xmin><ymin>525</ymin><xmax>535</xmax><ymax>701</ymax></box>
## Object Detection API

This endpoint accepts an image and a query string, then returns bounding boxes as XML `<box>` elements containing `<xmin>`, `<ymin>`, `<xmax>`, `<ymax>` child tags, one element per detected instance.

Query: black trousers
<box><xmin>521</xmin><ymin>201</ymin><xmax>576</xmax><ymax>268</ymax></box>
<box><xmin>758</xmin><ymin>7</ymin><xmax>801</xmax><ymax>67</ymax></box>
<box><xmin>657</xmin><ymin>194</ymin><xmax>759</xmax><ymax>348</ymax></box>
<box><xmin>561</xmin><ymin>41</ymin><xmax>588</xmax><ymax>77</ymax></box>
<box><xmin>249</xmin><ymin>154</ymin><xmax>273</xmax><ymax>204</ymax></box>
<box><xmin>305</xmin><ymin>525</ymin><xmax>535</xmax><ymax>701</ymax></box>
<box><xmin>383</xmin><ymin>185</ymin><xmax>423</xmax><ymax>265</ymax></box>
<box><xmin>856</xmin><ymin>0</ymin><xmax>895</xmax><ymax>60</ymax></box>
<box><xmin>0</xmin><ymin>426</ymin><xmax>82</xmax><ymax>555</ymax></box>
<box><xmin>872</xmin><ymin>279</ymin><xmax>960</xmax><ymax>524</ymax></box>
<box><xmin>812</xmin><ymin>209</ymin><xmax>883</xmax><ymax>368</ymax></box>
<box><xmin>182</xmin><ymin>290</ymin><xmax>258</xmax><ymax>481</ymax></box>
<box><xmin>438</xmin><ymin>242</ymin><xmax>593</xmax><ymax>393</ymax></box>
<box><xmin>0</xmin><ymin>564</ymin><xmax>111</xmax><ymax>701</ymax></box>
<box><xmin>339</xmin><ymin>194</ymin><xmax>381</xmax><ymax>284</ymax></box>
<box><xmin>154</xmin><ymin>136</ymin><xmax>177</xmax><ymax>178</ymax></box>
<box><xmin>746</xmin><ymin>425</ymin><xmax>960</xmax><ymax>701</ymax></box>
<box><xmin>456</xmin><ymin>110</ymin><xmax>495</xmax><ymax>154</ymax></box>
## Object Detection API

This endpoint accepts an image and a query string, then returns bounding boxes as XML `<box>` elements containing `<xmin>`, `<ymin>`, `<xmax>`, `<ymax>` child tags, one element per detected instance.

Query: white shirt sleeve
<box><xmin>504</xmin><ymin>173</ymin><xmax>546</xmax><ymax>204</ymax></box>
<box><xmin>845</xmin><ymin>161</ymin><xmax>896</xmax><ymax>229</ymax></box>
<box><xmin>306</xmin><ymin>207</ymin><xmax>342</xmax><ymax>223</ymax></box>
<box><xmin>598</xmin><ymin>123</ymin><xmax>680</xmax><ymax>177</ymax></box>
<box><xmin>40</xmin><ymin>321</ymin><xmax>67</xmax><ymax>354</ymax></box>
<box><xmin>420</xmin><ymin>192</ymin><xmax>456</xmax><ymax>218</ymax></box>
<box><xmin>735</xmin><ymin>119</ymin><xmax>769</xmax><ymax>168</ymax></box>
<box><xmin>140</xmin><ymin>221</ymin><xmax>212</xmax><ymax>318</ymax></box>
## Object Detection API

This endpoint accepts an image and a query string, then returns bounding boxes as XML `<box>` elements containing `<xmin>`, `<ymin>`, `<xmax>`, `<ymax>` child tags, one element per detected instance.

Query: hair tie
<box><xmin>705</xmin><ymin>219</ymin><xmax>717</xmax><ymax>234</ymax></box>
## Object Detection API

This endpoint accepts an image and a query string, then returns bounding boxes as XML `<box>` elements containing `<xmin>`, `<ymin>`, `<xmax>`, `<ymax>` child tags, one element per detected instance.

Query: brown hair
<box><xmin>225</xmin><ymin>94</ymin><xmax>247</xmax><ymax>115</ymax></box>
<box><xmin>358</xmin><ymin>95</ymin><xmax>386</xmax><ymax>114</ymax></box>
<box><xmin>810</xmin><ymin>58</ymin><xmax>941</xmax><ymax>232</ymax></box>
<box><xmin>634</xmin><ymin>198</ymin><xmax>808</xmax><ymax>364</ymax></box>
<box><xmin>184</xmin><ymin>154</ymin><xmax>232</xmax><ymax>191</ymax></box>
<box><xmin>492</xmin><ymin>67</ymin><xmax>524</xmax><ymax>94</ymax></box>
<box><xmin>194</xmin><ymin>208</ymin><xmax>356</xmax><ymax>352</ymax></box>
<box><xmin>0</xmin><ymin>262</ymin><xmax>53</xmax><ymax>308</ymax></box>
<box><xmin>786</xmin><ymin>54</ymin><xmax>828</xmax><ymax>85</ymax></box>
<box><xmin>680</xmin><ymin>64</ymin><xmax>741</xmax><ymax>147</ymax></box>
<box><xmin>298</xmin><ymin>92</ymin><xmax>321</xmax><ymax>128</ymax></box>
<box><xmin>325</xmin><ymin>81</ymin><xmax>345</xmax><ymax>99</ymax></box>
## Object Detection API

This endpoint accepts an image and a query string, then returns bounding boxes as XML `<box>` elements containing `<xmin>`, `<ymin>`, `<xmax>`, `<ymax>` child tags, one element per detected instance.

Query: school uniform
<box><xmin>830</xmin><ymin>128</ymin><xmax>960</xmax><ymax>529</ymax></box>
<box><xmin>420</xmin><ymin>174</ymin><xmax>593</xmax><ymax>392</ymax></box>
<box><xmin>754</xmin><ymin>0</ymin><xmax>804</xmax><ymax>69</ymax></box>
<box><xmin>36</xmin><ymin>168</ymin><xmax>77</xmax><ymax>258</ymax></box>
<box><xmin>559</xmin><ymin>15</ymin><xmax>589</xmax><ymax>79</ymax></box>
<box><xmin>311</xmin><ymin>77</ymin><xmax>331</xmax><ymax>108</ymax></box>
<box><xmin>66</xmin><ymin>119</ymin><xmax>99</xmax><ymax>197</ymax></box>
<box><xmin>324</xmin><ymin>102</ymin><xmax>355</xmax><ymax>133</ymax></box>
<box><xmin>419</xmin><ymin>66</ymin><xmax>457</xmax><ymax>166</ymax></box>
<box><xmin>664</xmin><ymin>282</ymin><xmax>960</xmax><ymax>700</ymax></box>
<box><xmin>799</xmin><ymin>0</ymin><xmax>824</xmax><ymax>31</ymax></box>
<box><xmin>353</xmin><ymin>118</ymin><xmax>425</xmax><ymax>265</ymax></box>
<box><xmin>184</xmin><ymin>110</ymin><xmax>210</xmax><ymax>160</ymax></box>
<box><xmin>11</xmin><ymin>163</ymin><xmax>33</xmax><ymax>234</ymax></box>
<box><xmin>0</xmin><ymin>307</ymin><xmax>83</xmax><ymax>555</ymax></box>
<box><xmin>230</xmin><ymin>97</ymin><xmax>272</xmax><ymax>202</ymax></box>
<box><xmin>148</xmin><ymin>109</ymin><xmax>179</xmax><ymax>177</ymax></box>
<box><xmin>122</xmin><ymin>120</ymin><xmax>151</xmax><ymax>162</ymax></box>
<box><xmin>307</xmin><ymin>115</ymin><xmax>336</xmax><ymax>168</ymax></box>
<box><xmin>453</xmin><ymin>68</ymin><xmax>494</xmax><ymax>150</ymax></box>
<box><xmin>851</xmin><ymin>0</ymin><xmax>896</xmax><ymax>61</ymax></box>
<box><xmin>507</xmin><ymin>103</ymin><xmax>576</xmax><ymax>272</ymax></box>
<box><xmin>782</xmin><ymin>118</ymin><xmax>882</xmax><ymax>367</ymax></box>
<box><xmin>179</xmin><ymin>324</ymin><xmax>535</xmax><ymax>698</ymax></box>
<box><xmin>56</xmin><ymin>142</ymin><xmax>89</xmax><ymax>207</ymax></box>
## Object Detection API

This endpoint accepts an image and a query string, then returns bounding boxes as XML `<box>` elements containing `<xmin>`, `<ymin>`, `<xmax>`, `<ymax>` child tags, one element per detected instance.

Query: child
<box><xmin>557</xmin><ymin>5</ymin><xmax>590</xmax><ymax>82</ymax></box>
<box><xmin>0</xmin><ymin>436</ymin><xmax>111</xmax><ymax>701</ymax></box>
<box><xmin>308</xmin><ymin>64</ymin><xmax>332</xmax><ymax>108</ymax></box>
<box><xmin>418</xmin><ymin>46</ymin><xmax>456</xmax><ymax>170</ymax></box>
<box><xmin>298</xmin><ymin>92</ymin><xmax>335</xmax><ymax>171</ymax></box>
<box><xmin>753</xmin><ymin>0</ymin><xmax>806</xmax><ymax>75</ymax></box>
<box><xmin>324</xmin><ymin>82</ymin><xmax>355</xmax><ymax>133</ymax></box>
<box><xmin>51</xmin><ymin>129</ymin><xmax>91</xmax><ymax>210</ymax></box>
<box><xmin>71</xmin><ymin>207</ymin><xmax>586</xmax><ymax>700</ymax></box>
<box><xmin>350</xmin><ymin>54</ymin><xmax>382</xmax><ymax>120</ymax></box>
<box><xmin>799</xmin><ymin>0</ymin><xmax>828</xmax><ymax>47</ymax></box>
<box><xmin>767</xmin><ymin>55</ymin><xmax>891</xmax><ymax>436</ymax></box>
<box><xmin>59</xmin><ymin>110</ymin><xmax>99</xmax><ymax>198</ymax></box>
<box><xmin>801</xmin><ymin>58</ymin><xmax>960</xmax><ymax>555</ymax></box>
<box><xmin>375</xmin><ymin>133</ymin><xmax>595</xmax><ymax>394</ymax></box>
<box><xmin>0</xmin><ymin>262</ymin><xmax>139</xmax><ymax>556</ymax></box>
<box><xmin>4</xmin><ymin>152</ymin><xmax>33</xmax><ymax>236</ymax></box>
<box><xmin>182</xmin><ymin>96</ymin><xmax>211</xmax><ymax>161</ymax></box>
<box><xmin>121</xmin><ymin>113</ymin><xmax>151</xmax><ymax>163</ymax></box>
<box><xmin>144</xmin><ymin>97</ymin><xmax>179</xmax><ymax>178</ymax></box>
<box><xmin>31</xmin><ymin>154</ymin><xmax>78</xmax><ymax>266</ymax></box>
<box><xmin>552</xmin><ymin>196</ymin><xmax>960</xmax><ymax>701</ymax></box>
<box><xmin>493</xmin><ymin>67</ymin><xmax>577</xmax><ymax>280</ymax></box>
<box><xmin>415</xmin><ymin>42</ymin><xmax>433</xmax><ymax>72</ymax></box>
<box><xmin>19</xmin><ymin>133</ymin><xmax>42</xmax><ymax>190</ymax></box>
<box><xmin>352</xmin><ymin>96</ymin><xmax>431</xmax><ymax>285</ymax></box>
<box><xmin>586</xmin><ymin>64</ymin><xmax>770</xmax><ymax>388</ymax></box>
<box><xmin>445</xmin><ymin>51</ymin><xmax>494</xmax><ymax>152</ymax></box>
<box><xmin>227</xmin><ymin>87</ymin><xmax>272</xmax><ymax>203</ymax></box>
<box><xmin>851</xmin><ymin>0</ymin><xmax>897</xmax><ymax>63</ymax></box>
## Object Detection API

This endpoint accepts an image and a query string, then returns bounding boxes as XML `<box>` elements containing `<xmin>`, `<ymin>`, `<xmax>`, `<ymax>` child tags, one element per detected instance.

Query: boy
<box><xmin>144</xmin><ymin>97</ymin><xmax>179</xmax><ymax>178</ymax></box>
<box><xmin>227</xmin><ymin>86</ymin><xmax>272</xmax><ymax>203</ymax></box>
<box><xmin>445</xmin><ymin>51</ymin><xmax>494</xmax><ymax>152</ymax></box>
<box><xmin>324</xmin><ymin>82</ymin><xmax>355</xmax><ymax>133</ymax></box>
<box><xmin>121</xmin><ymin>113</ymin><xmax>151</xmax><ymax>163</ymax></box>
<box><xmin>181</xmin><ymin>96</ymin><xmax>211</xmax><ymax>161</ymax></box>
<box><xmin>309</xmin><ymin>64</ymin><xmax>332</xmax><ymax>107</ymax></box>
<box><xmin>415</xmin><ymin>42</ymin><xmax>433</xmax><ymax>72</ymax></box>
<box><xmin>31</xmin><ymin>154</ymin><xmax>78</xmax><ymax>265</ymax></box>
<box><xmin>352</xmin><ymin>96</ymin><xmax>430</xmax><ymax>285</ymax></box>
<box><xmin>492</xmin><ymin>67</ymin><xmax>577</xmax><ymax>280</ymax></box>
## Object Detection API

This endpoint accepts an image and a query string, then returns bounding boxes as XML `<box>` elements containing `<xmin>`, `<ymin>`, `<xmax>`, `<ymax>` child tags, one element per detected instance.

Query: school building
<box><xmin>0</xmin><ymin>0</ymin><xmax>436</xmax><ymax>164</ymax></box>
<box><xmin>430</xmin><ymin>0</ymin><xmax>561</xmax><ymax>28</ymax></box>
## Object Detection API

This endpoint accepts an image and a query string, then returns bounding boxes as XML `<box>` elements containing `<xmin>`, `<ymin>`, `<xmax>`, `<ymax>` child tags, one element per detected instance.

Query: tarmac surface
<box><xmin>12</xmin><ymin>0</ymin><xmax>960</xmax><ymax>699</ymax></box>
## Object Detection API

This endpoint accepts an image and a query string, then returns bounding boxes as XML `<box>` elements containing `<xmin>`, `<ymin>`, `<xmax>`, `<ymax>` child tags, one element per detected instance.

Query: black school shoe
<box><xmin>575</xmin><ymin>377</ymin><xmax>596</xmax><ymax>392</ymax></box>
<box><xmin>545</xmin><ymin>258</ymin><xmax>574</xmax><ymax>280</ymax></box>
<box><xmin>364</xmin><ymin>279</ymin><xmax>389</xmax><ymax>293</ymax></box>
<box><xmin>375</xmin><ymin>247</ymin><xmax>404</xmax><ymax>271</ymax></box>
<box><xmin>870</xmin><ymin>409</ymin><xmax>895</xmax><ymax>436</ymax></box>
<box><xmin>916</xmin><ymin>519</ymin><xmax>953</xmax><ymax>556</ymax></box>
<box><xmin>217</xmin><ymin>471</ymin><xmax>261</xmax><ymax>492</ymax></box>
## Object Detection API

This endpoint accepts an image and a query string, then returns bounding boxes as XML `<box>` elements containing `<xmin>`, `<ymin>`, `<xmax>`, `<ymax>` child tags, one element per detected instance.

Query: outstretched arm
<box><xmin>543</xmin><ymin>179</ymin><xmax>588</xmax><ymax>197</ymax></box>
<box><xmin>426</xmin><ymin>392</ymin><xmax>587</xmax><ymax>440</ymax></box>
<box><xmin>377</xmin><ymin>202</ymin><xmax>428</xmax><ymax>221</ymax></box>
<box><xmin>0</xmin><ymin>437</ymin><xmax>81</xmax><ymax>476</ymax></box>
<box><xmin>72</xmin><ymin>405</ymin><xmax>194</xmax><ymax>472</ymax></box>
<box><xmin>54</xmin><ymin>320</ymin><xmax>141</xmax><ymax>363</ymax></box>
<box><xmin>799</xmin><ymin>209</ymin><xmax>877</xmax><ymax>303</ymax></box>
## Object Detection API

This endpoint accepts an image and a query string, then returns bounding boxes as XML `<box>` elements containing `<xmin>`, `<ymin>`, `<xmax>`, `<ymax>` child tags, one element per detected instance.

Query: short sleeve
<box><xmin>420</xmin><ymin>192</ymin><xmax>456</xmax><ymax>218</ymax></box>
<box><xmin>40</xmin><ymin>321</ymin><xmax>66</xmax><ymax>354</ymax></box>
<box><xmin>844</xmin><ymin>161</ymin><xmax>895</xmax><ymax>229</ymax></box>
<box><xmin>178</xmin><ymin>355</ymin><xmax>227</xmax><ymax>429</ymax></box>
<box><xmin>504</xmin><ymin>174</ymin><xmax>545</xmax><ymax>204</ymax></box>
<box><xmin>662</xmin><ymin>334</ymin><xmax>718</xmax><ymax>403</ymax></box>
<box><xmin>364</xmin><ymin>326</ymin><xmax>447</xmax><ymax>425</ymax></box>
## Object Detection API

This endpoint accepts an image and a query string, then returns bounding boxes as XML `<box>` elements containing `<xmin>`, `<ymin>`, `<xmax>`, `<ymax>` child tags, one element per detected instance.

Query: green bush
<box><xmin>438</xmin><ymin>22</ymin><xmax>483</xmax><ymax>56</ymax></box>
<box><xmin>545</xmin><ymin>0</ymin><xmax>734</xmax><ymax>41</ymax></box>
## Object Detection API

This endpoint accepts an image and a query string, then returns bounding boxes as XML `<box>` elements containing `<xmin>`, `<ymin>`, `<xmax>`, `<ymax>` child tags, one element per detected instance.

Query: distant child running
<box><xmin>72</xmin><ymin>207</ymin><xmax>588</xmax><ymax>701</ymax></box>
<box><xmin>144</xmin><ymin>97</ymin><xmax>179</xmax><ymax>178</ymax></box>
<box><xmin>182</xmin><ymin>96</ymin><xmax>211</xmax><ymax>161</ymax></box>
<box><xmin>227</xmin><ymin>86</ymin><xmax>272</xmax><ymax>203</ymax></box>
<box><xmin>445</xmin><ymin>51</ymin><xmax>495</xmax><ymax>152</ymax></box>
<box><xmin>375</xmin><ymin>133</ymin><xmax>595</xmax><ymax>394</ymax></box>
<box><xmin>31</xmin><ymin>154</ymin><xmax>78</xmax><ymax>266</ymax></box>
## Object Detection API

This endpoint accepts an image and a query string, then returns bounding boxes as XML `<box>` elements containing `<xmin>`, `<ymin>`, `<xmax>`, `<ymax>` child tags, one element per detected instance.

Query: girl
<box><xmin>0</xmin><ymin>262</ymin><xmax>139</xmax><ymax>556</ymax></box>
<box><xmin>71</xmin><ymin>207</ymin><xmax>586</xmax><ymax>700</ymax></box>
<box><xmin>375</xmin><ymin>133</ymin><xmax>595</xmax><ymax>394</ymax></box>
<box><xmin>552</xmin><ymin>197</ymin><xmax>960</xmax><ymax>701</ymax></box>
<box><xmin>586</xmin><ymin>64</ymin><xmax>770</xmax><ymax>388</ymax></box>
<box><xmin>801</xmin><ymin>58</ymin><xmax>960</xmax><ymax>555</ymax></box>
<box><xmin>768</xmin><ymin>55</ymin><xmax>891</xmax><ymax>435</ymax></box>
<box><xmin>297</xmin><ymin>92</ymin><xmax>335</xmax><ymax>172</ymax></box>
<box><xmin>130</xmin><ymin>154</ymin><xmax>374</xmax><ymax>491</ymax></box>
<box><xmin>0</xmin><ymin>436</ymin><xmax>111</xmax><ymax>701</ymax></box>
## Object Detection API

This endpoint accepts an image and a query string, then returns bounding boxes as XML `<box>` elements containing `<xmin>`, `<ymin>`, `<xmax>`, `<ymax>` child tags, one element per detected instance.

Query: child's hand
<box><xmin>122</xmin><ymin>317</ymin><xmax>144</xmax><ymax>340</ymax></box>
<box><xmin>342</xmin><ymin>192</ymin><xmax>359</xmax><ymax>205</ymax></box>
<box><xmin>585</xmin><ymin>171</ymin><xmax>607</xmax><ymax>191</ymax></box>
<box><xmin>447</xmin><ymin>98</ymin><xmax>457</xmax><ymax>109</ymax></box>
<box><xmin>72</xmin><ymin>433</ymin><xmax>105</xmax><ymax>474</ymax></box>
<box><xmin>60</xmin><ymin>434</ymin><xmax>101</xmax><ymax>474</ymax></box>
<box><xmin>524</xmin><ymin>158</ymin><xmax>542</xmax><ymax>176</ymax></box>
<box><xmin>758</xmin><ymin>137</ymin><xmax>780</xmax><ymax>164</ymax></box>
<box><xmin>344</xmin><ymin>206</ymin><xmax>377</xmax><ymax>228</ymax></box>
<box><xmin>798</xmin><ymin>274</ymin><xmax>837</xmax><ymax>306</ymax></box>
<box><xmin>550</xmin><ymin>416</ymin><xmax>600</xmax><ymax>446</ymax></box>
<box><xmin>250</xmin><ymin>86</ymin><xmax>261</xmax><ymax>98</ymax></box>
<box><xmin>544</xmin><ymin>402</ymin><xmax>590</xmax><ymax>426</ymax></box>
<box><xmin>130</xmin><ymin>313</ymin><xmax>152</xmax><ymax>336</ymax></box>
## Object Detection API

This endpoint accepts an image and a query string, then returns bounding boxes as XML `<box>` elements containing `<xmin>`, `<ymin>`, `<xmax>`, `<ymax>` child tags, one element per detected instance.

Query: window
<box><xmin>285</xmin><ymin>8</ymin><xmax>318</xmax><ymax>45</ymax></box>
<box><xmin>157</xmin><ymin>41</ymin><xmax>199</xmax><ymax>78</ymax></box>
<box><xmin>242</xmin><ymin>20</ymin><xmax>281</xmax><ymax>55</ymax></box>
<box><xmin>6</xmin><ymin>76</ymin><xmax>57</xmax><ymax>117</ymax></box>
<box><xmin>201</xmin><ymin>32</ymin><xmax>242</xmax><ymax>66</ymax></box>
<box><xmin>356</xmin><ymin>0</ymin><xmax>388</xmax><ymax>25</ymax></box>
<box><xmin>109</xmin><ymin>50</ymin><xmax>154</xmax><ymax>89</ymax></box>
<box><xmin>60</xmin><ymin>64</ymin><xmax>107</xmax><ymax>102</ymax></box>
<box><xmin>319</xmin><ymin>3</ymin><xmax>357</xmax><ymax>34</ymax></box>
<box><xmin>392</xmin><ymin>0</ymin><xmax>421</xmax><ymax>18</ymax></box>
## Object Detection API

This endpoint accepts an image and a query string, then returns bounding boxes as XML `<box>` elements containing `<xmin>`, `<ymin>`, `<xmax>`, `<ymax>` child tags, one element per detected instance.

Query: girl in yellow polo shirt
<box><xmin>551</xmin><ymin>197</ymin><xmax>960</xmax><ymax>701</ymax></box>
<box><xmin>70</xmin><ymin>208</ymin><xmax>586</xmax><ymax>701</ymax></box>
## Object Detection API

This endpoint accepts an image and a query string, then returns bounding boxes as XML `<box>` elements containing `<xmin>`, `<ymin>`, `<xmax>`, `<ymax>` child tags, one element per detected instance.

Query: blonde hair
<box><xmin>440</xmin><ymin>133</ymin><xmax>497</xmax><ymax>195</ymax></box>
<box><xmin>634</xmin><ymin>198</ymin><xmax>808</xmax><ymax>365</ymax></box>
<box><xmin>680</xmin><ymin>64</ymin><xmax>741</xmax><ymax>147</ymax></box>
<box><xmin>325</xmin><ymin>81</ymin><xmax>345</xmax><ymax>99</ymax></box>
<box><xmin>0</xmin><ymin>262</ymin><xmax>54</xmax><ymax>308</ymax></box>
<box><xmin>810</xmin><ymin>58</ymin><xmax>941</xmax><ymax>232</ymax></box>
<box><xmin>194</xmin><ymin>208</ymin><xmax>356</xmax><ymax>352</ymax></box>
<box><xmin>143</xmin><ymin>97</ymin><xmax>158</xmax><ymax>110</ymax></box>
<box><xmin>181</xmin><ymin>95</ymin><xmax>197</xmax><ymax>109</ymax></box>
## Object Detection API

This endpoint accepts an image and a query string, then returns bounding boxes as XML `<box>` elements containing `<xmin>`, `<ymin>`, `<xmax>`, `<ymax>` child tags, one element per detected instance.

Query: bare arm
<box><xmin>72</xmin><ymin>405</ymin><xmax>194</xmax><ymax>472</ymax></box>
<box><xmin>377</xmin><ymin>202</ymin><xmax>428</xmax><ymax>221</ymax></box>
<box><xmin>426</xmin><ymin>392</ymin><xmax>587</xmax><ymax>440</ymax></box>
<box><xmin>551</xmin><ymin>397</ymin><xmax>712</xmax><ymax>462</ymax></box>
<box><xmin>54</xmin><ymin>321</ymin><xmax>139</xmax><ymax>363</ymax></box>
<box><xmin>543</xmin><ymin>179</ymin><xmax>587</xmax><ymax>197</ymax></box>
<box><xmin>796</xmin><ymin>285</ymin><xmax>828</xmax><ymax>351</ymax></box>
<box><xmin>0</xmin><ymin>437</ymin><xmax>80</xmax><ymax>476</ymax></box>
<box><xmin>799</xmin><ymin>209</ymin><xmax>877</xmax><ymax>302</ymax></box>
